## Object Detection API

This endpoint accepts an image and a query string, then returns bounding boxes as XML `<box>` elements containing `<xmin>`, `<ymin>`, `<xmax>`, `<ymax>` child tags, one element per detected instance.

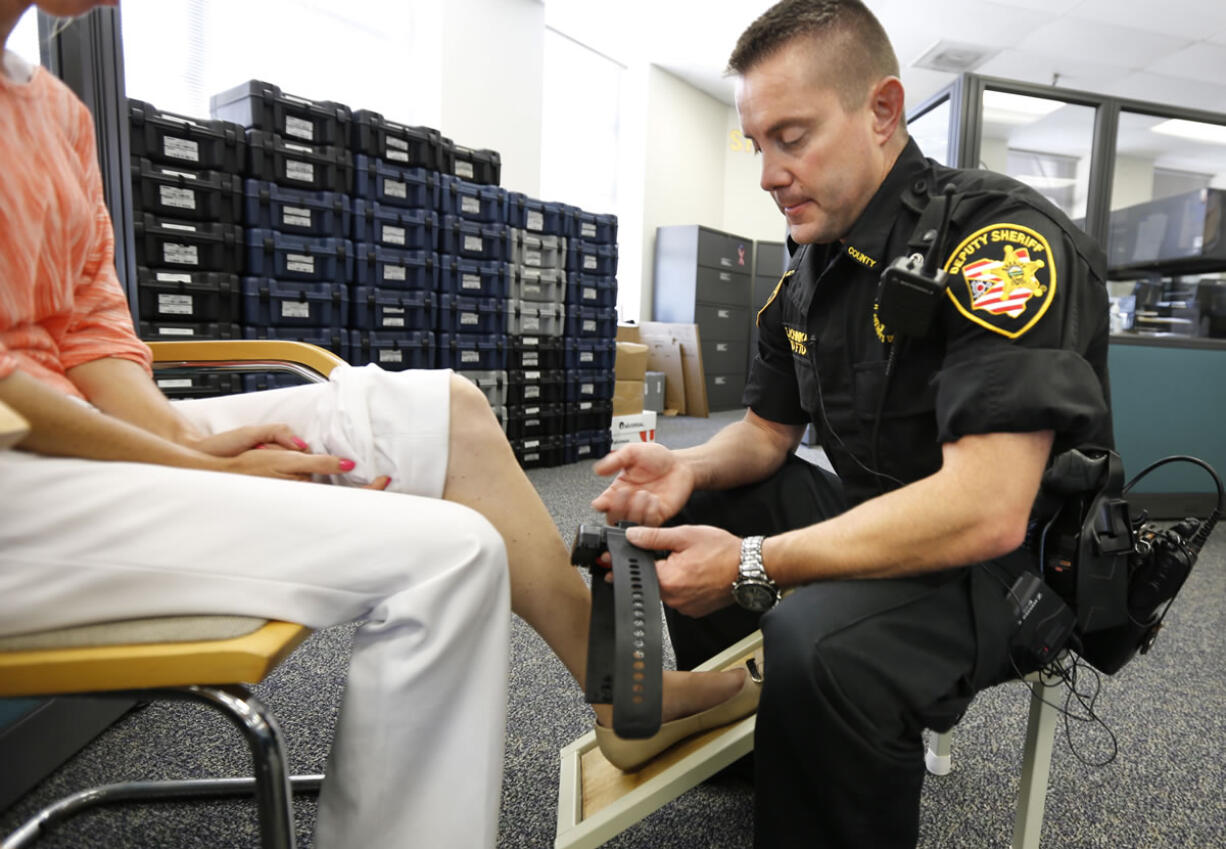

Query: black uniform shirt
<box><xmin>744</xmin><ymin>138</ymin><xmax>1114</xmax><ymax>507</ymax></box>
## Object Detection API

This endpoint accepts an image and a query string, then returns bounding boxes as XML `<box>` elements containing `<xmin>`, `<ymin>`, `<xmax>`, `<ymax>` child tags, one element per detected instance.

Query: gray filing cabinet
<box><xmin>653</xmin><ymin>225</ymin><xmax>754</xmax><ymax>411</ymax></box>
<box><xmin>749</xmin><ymin>239</ymin><xmax>788</xmax><ymax>370</ymax></box>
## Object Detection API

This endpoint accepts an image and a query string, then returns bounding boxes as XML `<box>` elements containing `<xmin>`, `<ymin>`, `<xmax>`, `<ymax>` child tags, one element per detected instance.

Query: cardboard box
<box><xmin>614</xmin><ymin>341</ymin><xmax>648</xmax><ymax>381</ymax></box>
<box><xmin>643</xmin><ymin>371</ymin><xmax>665</xmax><ymax>413</ymax></box>
<box><xmin>638</xmin><ymin>321</ymin><xmax>709</xmax><ymax>418</ymax></box>
<box><xmin>610</xmin><ymin>410</ymin><xmax>657</xmax><ymax>447</ymax></box>
<box><xmin>613</xmin><ymin>379</ymin><xmax>644</xmax><ymax>415</ymax></box>
<box><xmin>616</xmin><ymin>324</ymin><xmax>641</xmax><ymax>344</ymax></box>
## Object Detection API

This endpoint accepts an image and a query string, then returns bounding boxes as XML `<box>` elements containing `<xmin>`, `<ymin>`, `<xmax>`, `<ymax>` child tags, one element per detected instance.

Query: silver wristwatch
<box><xmin>731</xmin><ymin>535</ymin><xmax>780</xmax><ymax>612</ymax></box>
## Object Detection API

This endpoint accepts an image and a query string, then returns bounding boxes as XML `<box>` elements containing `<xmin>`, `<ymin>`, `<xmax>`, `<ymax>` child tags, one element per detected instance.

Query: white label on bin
<box><xmin>580</xmin><ymin>351</ymin><xmax>593</xmax><ymax>363</ymax></box>
<box><xmin>163</xmin><ymin>243</ymin><xmax>198</xmax><ymax>265</ymax></box>
<box><xmin>523</xmin><ymin>336</ymin><xmax>539</xmax><ymax>347</ymax></box>
<box><xmin>282</xmin><ymin>206</ymin><xmax>313</xmax><ymax>228</ymax></box>
<box><xmin>383</xmin><ymin>225</ymin><xmax>406</xmax><ymax>246</ymax></box>
<box><xmin>387</xmin><ymin>136</ymin><xmax>408</xmax><ymax>151</ymax></box>
<box><xmin>163</xmin><ymin>136</ymin><xmax>199</xmax><ymax>163</ymax></box>
<box><xmin>157</xmin><ymin>167</ymin><xmax>196</xmax><ymax>180</ymax></box>
<box><xmin>717</xmin><ymin>309</ymin><xmax>730</xmax><ymax>319</ymax></box>
<box><xmin>525</xmin><ymin>370</ymin><xmax>541</xmax><ymax>380</ymax></box>
<box><xmin>523</xmin><ymin>353</ymin><xmax>539</xmax><ymax>367</ymax></box>
<box><xmin>284</xmin><ymin>141</ymin><xmax>313</xmax><ymax>153</ymax></box>
<box><xmin>461</xmin><ymin>312</ymin><xmax>479</xmax><ymax>326</ymax></box>
<box><xmin>384</xmin><ymin>179</ymin><xmax>407</xmax><ymax>199</ymax></box>
<box><xmin>463</xmin><ymin>235</ymin><xmax>484</xmax><ymax>253</ymax></box>
<box><xmin>455</xmin><ymin>161</ymin><xmax>474</xmax><ymax>179</ymax></box>
<box><xmin>285</xmin><ymin>115</ymin><xmax>314</xmax><ymax>141</ymax></box>
<box><xmin>156</xmin><ymin>377</ymin><xmax>193</xmax><ymax>389</ymax></box>
<box><xmin>715</xmin><ymin>376</ymin><xmax>727</xmax><ymax>385</ymax></box>
<box><xmin>462</xmin><ymin>350</ymin><xmax>480</xmax><ymax>363</ymax></box>
<box><xmin>387</xmin><ymin>148</ymin><xmax>409</xmax><ymax>163</ymax></box>
<box><xmin>159</xmin><ymin>185</ymin><xmax>196</xmax><ymax>210</ymax></box>
<box><xmin>384</xmin><ymin>265</ymin><xmax>407</xmax><ymax>281</ymax></box>
<box><xmin>163</xmin><ymin>222</ymin><xmax>196</xmax><ymax>231</ymax></box>
<box><xmin>525</xmin><ymin>452</ymin><xmax>540</xmax><ymax>462</ymax></box>
<box><xmin>581</xmin><ymin>222</ymin><xmax>597</xmax><ymax>238</ymax></box>
<box><xmin>581</xmin><ymin>382</ymin><xmax>594</xmax><ymax>394</ymax></box>
<box><xmin>281</xmin><ymin>301</ymin><xmax>310</xmax><ymax>319</ymax></box>
<box><xmin>579</xmin><ymin>401</ymin><xmax>592</xmax><ymax>410</ymax></box>
<box><xmin>462</xmin><ymin>273</ymin><xmax>481</xmax><ymax>290</ymax></box>
<box><xmin>379</xmin><ymin>349</ymin><xmax>404</xmax><ymax>364</ymax></box>
<box><xmin>155</xmin><ymin>272</ymin><xmax>191</xmax><ymax>283</ymax></box>
<box><xmin>158</xmin><ymin>326</ymin><xmax>194</xmax><ymax>336</ymax></box>
<box><xmin>524</xmin><ymin>284</ymin><xmax>542</xmax><ymax>298</ymax></box>
<box><xmin>382</xmin><ymin>317</ymin><xmax>405</xmax><ymax>327</ymax></box>
<box><xmin>461</xmin><ymin>196</ymin><xmax>481</xmax><ymax>215</ymax></box>
<box><xmin>525</xmin><ymin>406</ymin><xmax>541</xmax><ymax>416</ymax></box>
<box><xmin>583</xmin><ymin>255</ymin><xmax>598</xmax><ymax>270</ymax></box>
<box><xmin>720</xmin><ymin>272</ymin><xmax>731</xmax><ymax>281</ymax></box>
<box><xmin>525</xmin><ymin>250</ymin><xmax>542</xmax><ymax>266</ymax></box>
<box><xmin>526</xmin><ymin>210</ymin><xmax>544</xmax><ymax>231</ymax></box>
<box><xmin>157</xmin><ymin>293</ymin><xmax>193</xmax><ymax>315</ymax></box>
<box><xmin>287</xmin><ymin>253</ymin><xmax>316</xmax><ymax>274</ymax></box>
<box><xmin>523</xmin><ymin>316</ymin><xmax>540</xmax><ymax>331</ymax></box>
<box><xmin>583</xmin><ymin>287</ymin><xmax>597</xmax><ymax>301</ymax></box>
<box><xmin>578</xmin><ymin>445</ymin><xmax>592</xmax><ymax>456</ymax></box>
<box><xmin>717</xmin><ymin>342</ymin><xmax>728</xmax><ymax>352</ymax></box>
<box><xmin>720</xmin><ymin>257</ymin><xmax>732</xmax><ymax>267</ymax></box>
<box><xmin>525</xmin><ymin>386</ymin><xmax>541</xmax><ymax>399</ymax></box>
<box><xmin>286</xmin><ymin>160</ymin><xmax>315</xmax><ymax>183</ymax></box>
<box><xmin>582</xmin><ymin>320</ymin><xmax>596</xmax><ymax>332</ymax></box>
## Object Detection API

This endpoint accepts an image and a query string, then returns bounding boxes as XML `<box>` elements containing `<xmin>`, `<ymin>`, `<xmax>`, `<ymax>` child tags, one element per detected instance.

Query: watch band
<box><xmin>740</xmin><ymin>535</ymin><xmax>766</xmax><ymax>578</ymax></box>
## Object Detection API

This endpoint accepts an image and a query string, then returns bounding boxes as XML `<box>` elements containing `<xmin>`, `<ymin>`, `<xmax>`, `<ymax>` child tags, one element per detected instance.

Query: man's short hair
<box><xmin>728</xmin><ymin>0</ymin><xmax>900</xmax><ymax>111</ymax></box>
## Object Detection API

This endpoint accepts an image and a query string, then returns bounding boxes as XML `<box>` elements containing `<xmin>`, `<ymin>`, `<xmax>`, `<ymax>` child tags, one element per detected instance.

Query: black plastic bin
<box><xmin>210</xmin><ymin>79</ymin><xmax>351</xmax><ymax>147</ymax></box>
<box><xmin>350</xmin><ymin>110</ymin><xmax>442</xmax><ymax>169</ymax></box>
<box><xmin>139</xmin><ymin>320</ymin><xmax>240</xmax><ymax>341</ymax></box>
<box><xmin>245</xmin><ymin>130</ymin><xmax>352</xmax><ymax>194</ymax></box>
<box><xmin>134</xmin><ymin>215</ymin><xmax>243</xmax><ymax>272</ymax></box>
<box><xmin>439</xmin><ymin>137</ymin><xmax>501</xmax><ymax>186</ymax></box>
<box><xmin>136</xmin><ymin>267</ymin><xmax>240</xmax><ymax>323</ymax></box>
<box><xmin>131</xmin><ymin>158</ymin><xmax>243</xmax><ymax>223</ymax></box>
<box><xmin>128</xmin><ymin>98</ymin><xmax>245</xmax><ymax>171</ymax></box>
<box><xmin>351</xmin><ymin>330</ymin><xmax>435</xmax><ymax>370</ymax></box>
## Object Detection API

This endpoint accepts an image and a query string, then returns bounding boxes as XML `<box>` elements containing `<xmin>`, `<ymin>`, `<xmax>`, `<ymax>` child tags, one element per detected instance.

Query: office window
<box><xmin>119</xmin><ymin>0</ymin><xmax>432</xmax><ymax>126</ymax></box>
<box><xmin>539</xmin><ymin>28</ymin><xmax>621</xmax><ymax>216</ymax></box>
<box><xmin>8</xmin><ymin>6</ymin><xmax>41</xmax><ymax>69</ymax></box>
<box><xmin>908</xmin><ymin>97</ymin><xmax>951</xmax><ymax>166</ymax></box>
<box><xmin>978</xmin><ymin>89</ymin><xmax>1096</xmax><ymax>222</ymax></box>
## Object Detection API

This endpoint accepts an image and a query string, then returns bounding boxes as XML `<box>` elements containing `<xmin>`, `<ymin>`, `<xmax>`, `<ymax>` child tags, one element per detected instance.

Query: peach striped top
<box><xmin>0</xmin><ymin>61</ymin><xmax>151</xmax><ymax>400</ymax></box>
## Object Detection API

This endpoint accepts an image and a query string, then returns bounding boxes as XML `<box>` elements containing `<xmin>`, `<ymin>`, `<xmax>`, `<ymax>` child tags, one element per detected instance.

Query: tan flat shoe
<box><xmin>595</xmin><ymin>660</ymin><xmax>762</xmax><ymax>771</ymax></box>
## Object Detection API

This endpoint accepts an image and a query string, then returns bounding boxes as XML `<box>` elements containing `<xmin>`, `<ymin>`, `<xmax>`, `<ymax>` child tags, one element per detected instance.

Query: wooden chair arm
<box><xmin>147</xmin><ymin>340</ymin><xmax>346</xmax><ymax>381</ymax></box>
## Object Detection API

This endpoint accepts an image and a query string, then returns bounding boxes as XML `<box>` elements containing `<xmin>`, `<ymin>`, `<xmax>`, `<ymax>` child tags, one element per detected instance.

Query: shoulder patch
<box><xmin>756</xmin><ymin>269</ymin><xmax>794</xmax><ymax>327</ymax></box>
<box><xmin>942</xmin><ymin>222</ymin><xmax>1056</xmax><ymax>339</ymax></box>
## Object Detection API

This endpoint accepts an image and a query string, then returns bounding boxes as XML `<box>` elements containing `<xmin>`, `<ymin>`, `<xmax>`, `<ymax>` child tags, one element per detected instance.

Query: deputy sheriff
<box><xmin>592</xmin><ymin>1</ymin><xmax>1114</xmax><ymax>847</ymax></box>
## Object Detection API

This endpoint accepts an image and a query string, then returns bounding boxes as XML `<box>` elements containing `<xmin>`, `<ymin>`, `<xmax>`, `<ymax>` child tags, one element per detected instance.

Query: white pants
<box><xmin>0</xmin><ymin>365</ymin><xmax>511</xmax><ymax>849</ymax></box>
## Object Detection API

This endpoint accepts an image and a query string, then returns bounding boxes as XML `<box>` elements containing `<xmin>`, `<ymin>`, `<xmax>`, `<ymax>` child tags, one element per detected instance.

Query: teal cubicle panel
<box><xmin>1108</xmin><ymin>338</ymin><xmax>1225</xmax><ymax>512</ymax></box>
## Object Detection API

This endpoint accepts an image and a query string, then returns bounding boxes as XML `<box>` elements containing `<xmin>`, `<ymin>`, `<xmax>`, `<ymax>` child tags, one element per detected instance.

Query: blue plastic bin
<box><xmin>572</xmin><ymin>211</ymin><xmax>618</xmax><ymax>245</ymax></box>
<box><xmin>438</xmin><ymin>257</ymin><xmax>509</xmax><ymax>299</ymax></box>
<box><xmin>351</xmin><ymin>200</ymin><xmax>438</xmax><ymax>251</ymax></box>
<box><xmin>564</xmin><ymin>429</ymin><xmax>614</xmax><ymax>464</ymax></box>
<box><xmin>351</xmin><ymin>330</ymin><xmax>435</xmax><ymax>370</ymax></box>
<box><xmin>351</xmin><ymin>244</ymin><xmax>436</xmax><ymax>290</ymax></box>
<box><xmin>353</xmin><ymin>156</ymin><xmax>438</xmax><ymax>210</ymax></box>
<box><xmin>244</xmin><ymin>230</ymin><xmax>352</xmax><ymax>282</ymax></box>
<box><xmin>565</xmin><ymin>274</ymin><xmax>617</xmax><ymax>308</ymax></box>
<box><xmin>351</xmin><ymin>288</ymin><xmax>435</xmax><ymax>332</ymax></box>
<box><xmin>437</xmin><ymin>295</ymin><xmax>504</xmax><ymax>335</ymax></box>
<box><xmin>504</xmin><ymin>193</ymin><xmax>566</xmax><ymax>235</ymax></box>
<box><xmin>566</xmin><ymin>369</ymin><xmax>615</xmax><ymax>402</ymax></box>
<box><xmin>565</xmin><ymin>306</ymin><xmax>616</xmax><ymax>339</ymax></box>
<box><xmin>241</xmin><ymin>278</ymin><xmax>347</xmax><ymax>328</ymax></box>
<box><xmin>437</xmin><ymin>333</ymin><xmax>507</xmax><ymax>370</ymax></box>
<box><xmin>439</xmin><ymin>176</ymin><xmax>507</xmax><ymax>224</ymax></box>
<box><xmin>437</xmin><ymin>216</ymin><xmax>509</xmax><ymax>262</ymax></box>
<box><xmin>567</xmin><ymin>239</ymin><xmax>618</xmax><ymax>276</ymax></box>
<box><xmin>243</xmin><ymin>180</ymin><xmax>349</xmax><ymax>238</ymax></box>
<box><xmin>564</xmin><ymin>338</ymin><xmax>616</xmax><ymax>371</ymax></box>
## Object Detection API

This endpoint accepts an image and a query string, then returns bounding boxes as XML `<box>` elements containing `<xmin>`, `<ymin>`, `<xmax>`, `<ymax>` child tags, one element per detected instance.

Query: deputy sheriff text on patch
<box><xmin>943</xmin><ymin>222</ymin><xmax>1056</xmax><ymax>339</ymax></box>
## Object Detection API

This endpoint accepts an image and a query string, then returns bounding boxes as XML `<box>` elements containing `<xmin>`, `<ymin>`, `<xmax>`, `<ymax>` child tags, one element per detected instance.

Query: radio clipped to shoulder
<box><xmin>875</xmin><ymin>184</ymin><xmax>958</xmax><ymax>339</ymax></box>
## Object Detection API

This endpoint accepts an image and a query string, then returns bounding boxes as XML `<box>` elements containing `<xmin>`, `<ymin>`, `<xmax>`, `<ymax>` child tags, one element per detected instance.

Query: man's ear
<box><xmin>868</xmin><ymin>76</ymin><xmax>905</xmax><ymax>142</ymax></box>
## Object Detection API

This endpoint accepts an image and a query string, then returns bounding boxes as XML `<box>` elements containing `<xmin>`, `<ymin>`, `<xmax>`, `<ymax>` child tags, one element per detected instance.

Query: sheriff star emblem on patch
<box><xmin>943</xmin><ymin>223</ymin><xmax>1057</xmax><ymax>339</ymax></box>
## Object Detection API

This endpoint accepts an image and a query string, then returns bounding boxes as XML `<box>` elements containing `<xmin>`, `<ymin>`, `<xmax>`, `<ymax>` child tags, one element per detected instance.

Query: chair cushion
<box><xmin>0</xmin><ymin>616</ymin><xmax>268</xmax><ymax>652</ymax></box>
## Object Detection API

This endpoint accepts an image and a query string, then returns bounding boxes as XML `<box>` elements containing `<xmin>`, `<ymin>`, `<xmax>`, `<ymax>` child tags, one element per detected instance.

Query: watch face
<box><xmin>734</xmin><ymin>582</ymin><xmax>777</xmax><ymax>612</ymax></box>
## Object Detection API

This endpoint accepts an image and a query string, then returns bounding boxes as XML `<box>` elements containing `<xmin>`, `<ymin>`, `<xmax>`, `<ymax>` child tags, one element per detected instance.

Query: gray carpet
<box><xmin>2</xmin><ymin>408</ymin><xmax>1224</xmax><ymax>848</ymax></box>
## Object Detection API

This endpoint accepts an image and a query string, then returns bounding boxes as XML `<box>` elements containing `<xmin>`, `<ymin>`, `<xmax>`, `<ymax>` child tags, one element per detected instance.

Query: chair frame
<box><xmin>1</xmin><ymin>341</ymin><xmax>343</xmax><ymax>849</ymax></box>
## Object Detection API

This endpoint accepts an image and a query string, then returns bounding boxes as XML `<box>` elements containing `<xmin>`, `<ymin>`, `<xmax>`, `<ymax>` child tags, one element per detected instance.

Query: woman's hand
<box><xmin>185</xmin><ymin>424</ymin><xmax>311</xmax><ymax>458</ymax></box>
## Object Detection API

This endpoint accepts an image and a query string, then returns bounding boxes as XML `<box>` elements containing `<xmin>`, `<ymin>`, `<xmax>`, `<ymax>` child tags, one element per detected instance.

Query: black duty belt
<box><xmin>571</xmin><ymin>523</ymin><xmax>663</xmax><ymax>739</ymax></box>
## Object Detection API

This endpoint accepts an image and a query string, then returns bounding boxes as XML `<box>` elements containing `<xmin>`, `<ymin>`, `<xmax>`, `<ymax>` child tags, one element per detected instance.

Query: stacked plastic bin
<box><xmin>128</xmin><ymin>99</ymin><xmax>247</xmax><ymax>395</ymax></box>
<box><xmin>562</xmin><ymin>207</ymin><xmax>619</xmax><ymax>464</ymax></box>
<box><xmin>208</xmin><ymin>80</ymin><xmax>355</xmax><ymax>386</ymax></box>
<box><xmin>496</xmin><ymin>192</ymin><xmax>569</xmax><ymax>468</ymax></box>
<box><xmin>347</xmin><ymin>109</ymin><xmax>447</xmax><ymax>374</ymax></box>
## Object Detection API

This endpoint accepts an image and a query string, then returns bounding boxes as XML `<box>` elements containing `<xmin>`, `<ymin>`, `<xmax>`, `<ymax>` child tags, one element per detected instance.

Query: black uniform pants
<box><xmin>664</xmin><ymin>455</ymin><xmax>1035</xmax><ymax>849</ymax></box>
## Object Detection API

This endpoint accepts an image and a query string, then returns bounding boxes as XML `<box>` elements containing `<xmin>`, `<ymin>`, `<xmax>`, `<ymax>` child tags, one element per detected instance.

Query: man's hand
<box><xmin>625</xmin><ymin>524</ymin><xmax>741</xmax><ymax>618</ymax></box>
<box><xmin>591</xmin><ymin>443</ymin><xmax>696</xmax><ymax>526</ymax></box>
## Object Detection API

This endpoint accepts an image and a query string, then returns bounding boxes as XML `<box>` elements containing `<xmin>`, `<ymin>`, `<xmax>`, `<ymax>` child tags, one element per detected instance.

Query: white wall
<box><xmin>1111</xmin><ymin>154</ymin><xmax>1156</xmax><ymax>211</ymax></box>
<box><xmin>439</xmin><ymin>0</ymin><xmax>545</xmax><ymax>196</ymax></box>
<box><xmin>722</xmin><ymin>108</ymin><xmax>788</xmax><ymax>247</ymax></box>
<box><xmin>636</xmin><ymin>66</ymin><xmax>728</xmax><ymax>321</ymax></box>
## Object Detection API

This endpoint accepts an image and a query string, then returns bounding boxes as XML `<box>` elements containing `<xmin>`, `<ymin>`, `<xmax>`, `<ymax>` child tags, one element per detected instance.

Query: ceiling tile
<box><xmin>976</xmin><ymin>48</ymin><xmax>1119</xmax><ymax>89</ymax></box>
<box><xmin>1015</xmin><ymin>17</ymin><xmax>1192</xmax><ymax>68</ymax></box>
<box><xmin>1146</xmin><ymin>42</ymin><xmax>1226</xmax><ymax>83</ymax></box>
<box><xmin>1073</xmin><ymin>0</ymin><xmax>1226</xmax><ymax>40</ymax></box>
<box><xmin>987</xmin><ymin>0</ymin><xmax>1086</xmax><ymax>12</ymax></box>
<box><xmin>1091</xmin><ymin>71</ymin><xmax>1226</xmax><ymax>113</ymax></box>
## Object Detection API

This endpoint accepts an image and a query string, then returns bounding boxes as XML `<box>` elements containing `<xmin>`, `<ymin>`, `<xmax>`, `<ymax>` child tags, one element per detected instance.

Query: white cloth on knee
<box><xmin>0</xmin><ymin>366</ymin><xmax>510</xmax><ymax>849</ymax></box>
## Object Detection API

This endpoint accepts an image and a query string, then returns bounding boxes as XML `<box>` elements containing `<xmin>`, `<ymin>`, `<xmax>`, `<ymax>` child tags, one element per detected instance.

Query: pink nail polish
<box><xmin>292</xmin><ymin>437</ymin><xmax>308</xmax><ymax>449</ymax></box>
<box><xmin>338</xmin><ymin>459</ymin><xmax>356</xmax><ymax>472</ymax></box>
